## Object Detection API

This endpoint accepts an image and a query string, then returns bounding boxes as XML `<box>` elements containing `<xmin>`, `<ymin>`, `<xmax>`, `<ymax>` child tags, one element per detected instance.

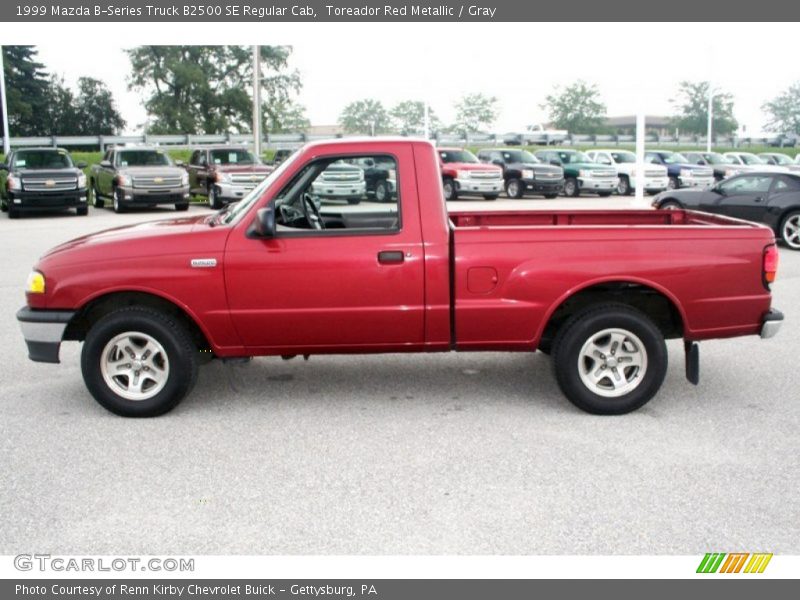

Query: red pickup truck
<box><xmin>17</xmin><ymin>138</ymin><xmax>783</xmax><ymax>418</ymax></box>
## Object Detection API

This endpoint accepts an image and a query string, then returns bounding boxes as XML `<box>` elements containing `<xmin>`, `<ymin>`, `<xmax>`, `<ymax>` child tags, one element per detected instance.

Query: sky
<box><xmin>21</xmin><ymin>22</ymin><xmax>800</xmax><ymax>137</ymax></box>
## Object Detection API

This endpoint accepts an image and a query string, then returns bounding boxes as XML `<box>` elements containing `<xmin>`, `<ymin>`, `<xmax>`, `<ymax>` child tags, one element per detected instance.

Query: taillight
<box><xmin>763</xmin><ymin>244</ymin><xmax>779</xmax><ymax>288</ymax></box>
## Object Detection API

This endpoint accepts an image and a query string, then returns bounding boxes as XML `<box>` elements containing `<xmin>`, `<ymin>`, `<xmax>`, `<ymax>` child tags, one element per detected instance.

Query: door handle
<box><xmin>378</xmin><ymin>251</ymin><xmax>404</xmax><ymax>264</ymax></box>
<box><xmin>754</xmin><ymin>196</ymin><xmax>763</xmax><ymax>202</ymax></box>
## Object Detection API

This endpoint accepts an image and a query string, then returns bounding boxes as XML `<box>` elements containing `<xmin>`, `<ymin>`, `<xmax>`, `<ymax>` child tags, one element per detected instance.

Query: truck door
<box><xmin>223</xmin><ymin>148</ymin><xmax>426</xmax><ymax>351</ymax></box>
<box><xmin>713</xmin><ymin>174</ymin><xmax>773</xmax><ymax>222</ymax></box>
<box><xmin>98</xmin><ymin>150</ymin><xmax>115</xmax><ymax>195</ymax></box>
<box><xmin>186</xmin><ymin>150</ymin><xmax>201</xmax><ymax>194</ymax></box>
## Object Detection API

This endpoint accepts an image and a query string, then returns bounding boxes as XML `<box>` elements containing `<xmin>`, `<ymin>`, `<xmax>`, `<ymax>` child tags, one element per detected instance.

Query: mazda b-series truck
<box><xmin>17</xmin><ymin>138</ymin><xmax>783</xmax><ymax>418</ymax></box>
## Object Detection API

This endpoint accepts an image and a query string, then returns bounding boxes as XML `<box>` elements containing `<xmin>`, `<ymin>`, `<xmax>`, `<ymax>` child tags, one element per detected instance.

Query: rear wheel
<box><xmin>563</xmin><ymin>177</ymin><xmax>579</xmax><ymax>197</ymax></box>
<box><xmin>506</xmin><ymin>178</ymin><xmax>524</xmax><ymax>199</ymax></box>
<box><xmin>552</xmin><ymin>304</ymin><xmax>667</xmax><ymax>415</ymax></box>
<box><xmin>374</xmin><ymin>180</ymin><xmax>391</xmax><ymax>202</ymax></box>
<box><xmin>81</xmin><ymin>308</ymin><xmax>199</xmax><ymax>417</ymax></box>
<box><xmin>780</xmin><ymin>210</ymin><xmax>800</xmax><ymax>250</ymax></box>
<box><xmin>443</xmin><ymin>178</ymin><xmax>457</xmax><ymax>201</ymax></box>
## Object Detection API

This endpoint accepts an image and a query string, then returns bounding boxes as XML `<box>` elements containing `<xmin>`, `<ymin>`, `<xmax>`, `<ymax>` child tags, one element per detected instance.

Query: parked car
<box><xmin>723</xmin><ymin>152</ymin><xmax>787</xmax><ymax>174</ymax></box>
<box><xmin>476</xmin><ymin>148</ymin><xmax>563</xmax><ymax>199</ymax></box>
<box><xmin>16</xmin><ymin>139</ymin><xmax>782</xmax><ymax>418</ymax></box>
<box><xmin>585</xmin><ymin>149</ymin><xmax>668</xmax><ymax>195</ymax></box>
<box><xmin>351</xmin><ymin>156</ymin><xmax>397</xmax><ymax>202</ymax></box>
<box><xmin>534</xmin><ymin>149</ymin><xmax>617</xmax><ymax>197</ymax></box>
<box><xmin>438</xmin><ymin>148</ymin><xmax>503</xmax><ymax>200</ymax></box>
<box><xmin>652</xmin><ymin>172</ymin><xmax>800</xmax><ymax>250</ymax></box>
<box><xmin>185</xmin><ymin>146</ymin><xmax>273</xmax><ymax>209</ymax></box>
<box><xmin>682</xmin><ymin>151</ymin><xmax>747</xmax><ymax>181</ymax></box>
<box><xmin>644</xmin><ymin>151</ymin><xmax>715</xmax><ymax>190</ymax></box>
<box><xmin>757</xmin><ymin>153</ymin><xmax>800</xmax><ymax>174</ymax></box>
<box><xmin>0</xmin><ymin>148</ymin><xmax>88</xmax><ymax>218</ymax></box>
<box><xmin>310</xmin><ymin>161</ymin><xmax>366</xmax><ymax>204</ymax></box>
<box><xmin>90</xmin><ymin>146</ymin><xmax>190</xmax><ymax>213</ymax></box>
<box><xmin>502</xmin><ymin>124</ymin><xmax>569</xmax><ymax>146</ymax></box>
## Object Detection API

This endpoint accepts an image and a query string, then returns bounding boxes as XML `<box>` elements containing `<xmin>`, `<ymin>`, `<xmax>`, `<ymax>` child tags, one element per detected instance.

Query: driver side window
<box><xmin>273</xmin><ymin>154</ymin><xmax>401</xmax><ymax>235</ymax></box>
<box><xmin>719</xmin><ymin>175</ymin><xmax>772</xmax><ymax>195</ymax></box>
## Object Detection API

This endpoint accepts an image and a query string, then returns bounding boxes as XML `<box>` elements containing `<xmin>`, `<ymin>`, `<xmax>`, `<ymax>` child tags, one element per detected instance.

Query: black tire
<box><xmin>659</xmin><ymin>200</ymin><xmax>682</xmax><ymax>210</ymax></box>
<box><xmin>374</xmin><ymin>180</ymin><xmax>391</xmax><ymax>202</ymax></box>
<box><xmin>8</xmin><ymin>205</ymin><xmax>20</xmax><ymax>219</ymax></box>
<box><xmin>77</xmin><ymin>206</ymin><xmax>89</xmax><ymax>216</ymax></box>
<box><xmin>346</xmin><ymin>198</ymin><xmax>361</xmax><ymax>205</ymax></box>
<box><xmin>551</xmin><ymin>304</ymin><xmax>667</xmax><ymax>415</ymax></box>
<box><xmin>81</xmin><ymin>307</ymin><xmax>199</xmax><ymax>417</ymax></box>
<box><xmin>668</xmin><ymin>176</ymin><xmax>680</xmax><ymax>190</ymax></box>
<box><xmin>563</xmin><ymin>177</ymin><xmax>580</xmax><ymax>197</ymax></box>
<box><xmin>544</xmin><ymin>193</ymin><xmax>558</xmax><ymax>199</ymax></box>
<box><xmin>1</xmin><ymin>199</ymin><xmax>7</xmax><ymax>212</ymax></box>
<box><xmin>483</xmin><ymin>194</ymin><xmax>499</xmax><ymax>201</ymax></box>
<box><xmin>208</xmin><ymin>185</ymin><xmax>223</xmax><ymax>209</ymax></box>
<box><xmin>113</xmin><ymin>188</ymin><xmax>126</xmax><ymax>213</ymax></box>
<box><xmin>443</xmin><ymin>178</ymin><xmax>457</xmax><ymax>201</ymax></box>
<box><xmin>598</xmin><ymin>191</ymin><xmax>613</xmax><ymax>197</ymax></box>
<box><xmin>506</xmin><ymin>178</ymin><xmax>524</xmax><ymax>199</ymax></box>
<box><xmin>617</xmin><ymin>176</ymin><xmax>631</xmax><ymax>196</ymax></box>
<box><xmin>779</xmin><ymin>210</ymin><xmax>800</xmax><ymax>250</ymax></box>
<box><xmin>175</xmin><ymin>203</ymin><xmax>190</xmax><ymax>211</ymax></box>
<box><xmin>92</xmin><ymin>181</ymin><xmax>105</xmax><ymax>209</ymax></box>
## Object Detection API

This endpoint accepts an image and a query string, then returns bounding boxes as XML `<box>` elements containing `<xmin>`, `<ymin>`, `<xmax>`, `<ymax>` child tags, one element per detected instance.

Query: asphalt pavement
<box><xmin>1</xmin><ymin>199</ymin><xmax>798</xmax><ymax>555</ymax></box>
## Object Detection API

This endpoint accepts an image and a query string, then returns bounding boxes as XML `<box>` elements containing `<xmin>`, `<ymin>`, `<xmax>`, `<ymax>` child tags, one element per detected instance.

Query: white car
<box><xmin>758</xmin><ymin>153</ymin><xmax>800</xmax><ymax>174</ymax></box>
<box><xmin>723</xmin><ymin>152</ymin><xmax>789</xmax><ymax>173</ymax></box>
<box><xmin>586</xmin><ymin>149</ymin><xmax>669</xmax><ymax>195</ymax></box>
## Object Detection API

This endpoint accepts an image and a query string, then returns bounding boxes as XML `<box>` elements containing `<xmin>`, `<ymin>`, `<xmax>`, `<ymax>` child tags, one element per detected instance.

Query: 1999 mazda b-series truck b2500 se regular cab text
<box><xmin>17</xmin><ymin>139</ymin><xmax>784</xmax><ymax>417</ymax></box>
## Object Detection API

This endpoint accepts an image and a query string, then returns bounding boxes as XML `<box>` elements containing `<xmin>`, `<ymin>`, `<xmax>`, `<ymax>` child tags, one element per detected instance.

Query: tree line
<box><xmin>2</xmin><ymin>45</ymin><xmax>800</xmax><ymax>139</ymax></box>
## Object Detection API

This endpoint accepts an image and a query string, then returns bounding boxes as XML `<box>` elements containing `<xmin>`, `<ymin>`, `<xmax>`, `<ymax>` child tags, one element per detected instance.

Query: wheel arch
<box><xmin>537</xmin><ymin>279</ymin><xmax>687</xmax><ymax>350</ymax></box>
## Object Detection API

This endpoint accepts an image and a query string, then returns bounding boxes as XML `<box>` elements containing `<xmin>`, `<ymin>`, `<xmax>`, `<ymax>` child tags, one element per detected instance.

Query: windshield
<box><xmin>439</xmin><ymin>150</ymin><xmax>478</xmax><ymax>164</ymax></box>
<box><xmin>13</xmin><ymin>150</ymin><xmax>73</xmax><ymax>169</ymax></box>
<box><xmin>697</xmin><ymin>153</ymin><xmax>726</xmax><ymax>165</ymax></box>
<box><xmin>117</xmin><ymin>150</ymin><xmax>171</xmax><ymax>167</ymax></box>
<box><xmin>659</xmin><ymin>152</ymin><xmax>688</xmax><ymax>165</ymax></box>
<box><xmin>221</xmin><ymin>150</ymin><xmax>301</xmax><ymax>225</ymax></box>
<box><xmin>559</xmin><ymin>151</ymin><xmax>591</xmax><ymax>164</ymax></box>
<box><xmin>740</xmin><ymin>153</ymin><xmax>767</xmax><ymax>165</ymax></box>
<box><xmin>764</xmin><ymin>153</ymin><xmax>791</xmax><ymax>165</ymax></box>
<box><xmin>210</xmin><ymin>149</ymin><xmax>257</xmax><ymax>165</ymax></box>
<box><xmin>609</xmin><ymin>151</ymin><xmax>636</xmax><ymax>164</ymax></box>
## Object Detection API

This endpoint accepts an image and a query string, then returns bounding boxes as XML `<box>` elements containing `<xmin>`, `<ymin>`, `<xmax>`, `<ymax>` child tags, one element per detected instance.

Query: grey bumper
<box><xmin>17</xmin><ymin>307</ymin><xmax>75</xmax><ymax>363</ymax></box>
<box><xmin>760</xmin><ymin>308</ymin><xmax>784</xmax><ymax>339</ymax></box>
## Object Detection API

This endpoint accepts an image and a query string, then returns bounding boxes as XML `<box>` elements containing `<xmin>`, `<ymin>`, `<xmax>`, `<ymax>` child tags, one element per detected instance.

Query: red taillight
<box><xmin>763</xmin><ymin>245</ymin><xmax>779</xmax><ymax>287</ymax></box>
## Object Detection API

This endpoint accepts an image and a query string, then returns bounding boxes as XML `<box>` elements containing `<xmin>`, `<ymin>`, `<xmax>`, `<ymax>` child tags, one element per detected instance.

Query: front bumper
<box><xmin>632</xmin><ymin>176</ymin><xmax>669</xmax><ymax>192</ymax></box>
<box><xmin>8</xmin><ymin>189</ymin><xmax>88</xmax><ymax>211</ymax></box>
<box><xmin>523</xmin><ymin>178</ymin><xmax>564</xmax><ymax>193</ymax></box>
<box><xmin>760</xmin><ymin>308</ymin><xmax>784</xmax><ymax>339</ymax></box>
<box><xmin>311</xmin><ymin>181</ymin><xmax>366</xmax><ymax>199</ymax></box>
<box><xmin>215</xmin><ymin>182</ymin><xmax>260</xmax><ymax>203</ymax></box>
<box><xmin>679</xmin><ymin>176</ymin><xmax>715</xmax><ymax>189</ymax></box>
<box><xmin>578</xmin><ymin>177</ymin><xmax>617</xmax><ymax>192</ymax></box>
<box><xmin>455</xmin><ymin>178</ymin><xmax>504</xmax><ymax>194</ymax></box>
<box><xmin>120</xmin><ymin>186</ymin><xmax>191</xmax><ymax>205</ymax></box>
<box><xmin>17</xmin><ymin>306</ymin><xmax>75</xmax><ymax>363</ymax></box>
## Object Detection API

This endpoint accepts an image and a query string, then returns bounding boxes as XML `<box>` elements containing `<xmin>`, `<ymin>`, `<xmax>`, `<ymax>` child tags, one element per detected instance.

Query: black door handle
<box><xmin>378</xmin><ymin>251</ymin><xmax>404</xmax><ymax>264</ymax></box>
<box><xmin>754</xmin><ymin>196</ymin><xmax>763</xmax><ymax>202</ymax></box>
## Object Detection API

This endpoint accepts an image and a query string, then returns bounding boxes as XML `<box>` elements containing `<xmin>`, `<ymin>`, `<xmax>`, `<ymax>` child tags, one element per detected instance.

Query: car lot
<box><xmin>1</xmin><ymin>201</ymin><xmax>799</xmax><ymax>554</ymax></box>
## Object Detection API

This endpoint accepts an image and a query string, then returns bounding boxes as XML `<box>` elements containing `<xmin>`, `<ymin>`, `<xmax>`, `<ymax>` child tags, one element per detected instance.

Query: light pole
<box><xmin>635</xmin><ymin>111</ymin><xmax>646</xmax><ymax>205</ymax></box>
<box><xmin>706</xmin><ymin>81</ymin><xmax>714</xmax><ymax>152</ymax></box>
<box><xmin>0</xmin><ymin>46</ymin><xmax>10</xmax><ymax>156</ymax></box>
<box><xmin>252</xmin><ymin>45</ymin><xmax>261</xmax><ymax>157</ymax></box>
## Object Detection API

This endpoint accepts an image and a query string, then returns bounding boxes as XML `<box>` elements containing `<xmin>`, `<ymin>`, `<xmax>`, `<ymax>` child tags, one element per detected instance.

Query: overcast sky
<box><xmin>22</xmin><ymin>22</ymin><xmax>800</xmax><ymax>136</ymax></box>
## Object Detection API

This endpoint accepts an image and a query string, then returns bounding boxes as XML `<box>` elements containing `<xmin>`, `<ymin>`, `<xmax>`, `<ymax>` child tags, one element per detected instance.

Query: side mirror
<box><xmin>75</xmin><ymin>161</ymin><xmax>88</xmax><ymax>169</ymax></box>
<box><xmin>100</xmin><ymin>160</ymin><xmax>112</xmax><ymax>168</ymax></box>
<box><xmin>254</xmin><ymin>206</ymin><xmax>276</xmax><ymax>238</ymax></box>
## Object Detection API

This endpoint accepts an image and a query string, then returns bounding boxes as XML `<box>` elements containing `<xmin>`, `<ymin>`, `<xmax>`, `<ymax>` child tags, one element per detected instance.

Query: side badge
<box><xmin>190</xmin><ymin>258</ymin><xmax>217</xmax><ymax>268</ymax></box>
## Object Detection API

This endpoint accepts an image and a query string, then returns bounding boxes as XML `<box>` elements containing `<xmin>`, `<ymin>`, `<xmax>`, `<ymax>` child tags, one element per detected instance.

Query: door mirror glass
<box><xmin>254</xmin><ymin>206</ymin><xmax>276</xmax><ymax>238</ymax></box>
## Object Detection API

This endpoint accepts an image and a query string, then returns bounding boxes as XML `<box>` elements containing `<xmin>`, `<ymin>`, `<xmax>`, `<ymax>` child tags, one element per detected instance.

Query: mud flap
<box><xmin>684</xmin><ymin>341</ymin><xmax>699</xmax><ymax>385</ymax></box>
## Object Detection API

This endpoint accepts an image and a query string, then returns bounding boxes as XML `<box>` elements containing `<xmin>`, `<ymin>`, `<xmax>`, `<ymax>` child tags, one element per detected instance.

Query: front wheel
<box><xmin>668</xmin><ymin>176</ymin><xmax>680</xmax><ymax>190</ymax></box>
<box><xmin>113</xmin><ymin>188</ymin><xmax>126</xmax><ymax>213</ymax></box>
<box><xmin>506</xmin><ymin>178</ymin><xmax>524</xmax><ymax>199</ymax></box>
<box><xmin>659</xmin><ymin>200</ymin><xmax>682</xmax><ymax>210</ymax></box>
<box><xmin>563</xmin><ymin>177</ymin><xmax>579</xmax><ymax>197</ymax></box>
<box><xmin>443</xmin><ymin>178</ymin><xmax>457</xmax><ymax>201</ymax></box>
<box><xmin>92</xmin><ymin>181</ymin><xmax>105</xmax><ymax>209</ymax></box>
<box><xmin>81</xmin><ymin>308</ymin><xmax>199</xmax><ymax>417</ymax></box>
<box><xmin>374</xmin><ymin>180</ymin><xmax>391</xmax><ymax>202</ymax></box>
<box><xmin>780</xmin><ymin>210</ymin><xmax>800</xmax><ymax>250</ymax></box>
<box><xmin>552</xmin><ymin>304</ymin><xmax>667</xmax><ymax>415</ymax></box>
<box><xmin>208</xmin><ymin>185</ymin><xmax>223</xmax><ymax>209</ymax></box>
<box><xmin>617</xmin><ymin>176</ymin><xmax>631</xmax><ymax>196</ymax></box>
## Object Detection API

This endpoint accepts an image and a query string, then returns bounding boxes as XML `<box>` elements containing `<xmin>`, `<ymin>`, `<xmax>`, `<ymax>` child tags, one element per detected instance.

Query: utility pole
<box><xmin>252</xmin><ymin>45</ymin><xmax>261</xmax><ymax>157</ymax></box>
<box><xmin>706</xmin><ymin>81</ymin><xmax>714</xmax><ymax>152</ymax></box>
<box><xmin>423</xmin><ymin>102</ymin><xmax>430</xmax><ymax>140</ymax></box>
<box><xmin>0</xmin><ymin>47</ymin><xmax>10</xmax><ymax>156</ymax></box>
<box><xmin>635</xmin><ymin>111</ymin><xmax>646</xmax><ymax>206</ymax></box>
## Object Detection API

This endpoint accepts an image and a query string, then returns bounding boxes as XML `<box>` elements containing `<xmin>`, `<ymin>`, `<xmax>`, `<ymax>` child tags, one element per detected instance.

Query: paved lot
<box><xmin>1</xmin><ymin>200</ymin><xmax>798</xmax><ymax>555</ymax></box>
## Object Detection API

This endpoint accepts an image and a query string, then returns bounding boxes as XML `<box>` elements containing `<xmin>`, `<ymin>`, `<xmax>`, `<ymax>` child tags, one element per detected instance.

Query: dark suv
<box><xmin>477</xmin><ymin>148</ymin><xmax>564</xmax><ymax>199</ymax></box>
<box><xmin>0</xmin><ymin>148</ymin><xmax>89</xmax><ymax>218</ymax></box>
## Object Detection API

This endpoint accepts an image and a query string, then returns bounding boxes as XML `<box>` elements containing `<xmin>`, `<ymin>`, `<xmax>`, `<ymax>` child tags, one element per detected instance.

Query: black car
<box><xmin>0</xmin><ymin>148</ymin><xmax>89</xmax><ymax>218</ymax></box>
<box><xmin>652</xmin><ymin>172</ymin><xmax>800</xmax><ymax>250</ymax></box>
<box><xmin>476</xmin><ymin>148</ymin><xmax>564</xmax><ymax>199</ymax></box>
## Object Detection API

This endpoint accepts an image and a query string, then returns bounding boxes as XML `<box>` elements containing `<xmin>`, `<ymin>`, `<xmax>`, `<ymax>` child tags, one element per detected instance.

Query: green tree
<box><xmin>1</xmin><ymin>45</ymin><xmax>52</xmax><ymax>136</ymax></box>
<box><xmin>541</xmin><ymin>81</ymin><xmax>606</xmax><ymax>134</ymax></box>
<box><xmin>338</xmin><ymin>99</ymin><xmax>391</xmax><ymax>134</ymax></box>
<box><xmin>44</xmin><ymin>76</ymin><xmax>80</xmax><ymax>135</ymax></box>
<box><xmin>389</xmin><ymin>100</ymin><xmax>440</xmax><ymax>134</ymax></box>
<box><xmin>127</xmin><ymin>45</ymin><xmax>301</xmax><ymax>134</ymax></box>
<box><xmin>762</xmin><ymin>81</ymin><xmax>800</xmax><ymax>134</ymax></box>
<box><xmin>451</xmin><ymin>93</ymin><xmax>498</xmax><ymax>134</ymax></box>
<box><xmin>671</xmin><ymin>80</ymin><xmax>738</xmax><ymax>136</ymax></box>
<box><xmin>264</xmin><ymin>99</ymin><xmax>309</xmax><ymax>133</ymax></box>
<box><xmin>72</xmin><ymin>77</ymin><xmax>126</xmax><ymax>135</ymax></box>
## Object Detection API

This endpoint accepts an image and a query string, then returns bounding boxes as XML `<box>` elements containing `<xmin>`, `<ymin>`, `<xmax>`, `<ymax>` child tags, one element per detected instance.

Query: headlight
<box><xmin>521</xmin><ymin>169</ymin><xmax>534</xmax><ymax>179</ymax></box>
<box><xmin>26</xmin><ymin>271</ymin><xmax>45</xmax><ymax>294</ymax></box>
<box><xmin>579</xmin><ymin>169</ymin><xmax>589</xmax><ymax>178</ymax></box>
<box><xmin>215</xmin><ymin>171</ymin><xmax>231</xmax><ymax>184</ymax></box>
<box><xmin>724</xmin><ymin>169</ymin><xmax>739</xmax><ymax>178</ymax></box>
<box><xmin>115</xmin><ymin>174</ymin><xmax>131</xmax><ymax>187</ymax></box>
<box><xmin>181</xmin><ymin>171</ymin><xmax>190</xmax><ymax>186</ymax></box>
<box><xmin>77</xmin><ymin>173</ymin><xmax>87</xmax><ymax>189</ymax></box>
<box><xmin>456</xmin><ymin>170</ymin><xmax>471</xmax><ymax>180</ymax></box>
<box><xmin>680</xmin><ymin>169</ymin><xmax>693</xmax><ymax>178</ymax></box>
<box><xmin>7</xmin><ymin>175</ymin><xmax>21</xmax><ymax>191</ymax></box>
